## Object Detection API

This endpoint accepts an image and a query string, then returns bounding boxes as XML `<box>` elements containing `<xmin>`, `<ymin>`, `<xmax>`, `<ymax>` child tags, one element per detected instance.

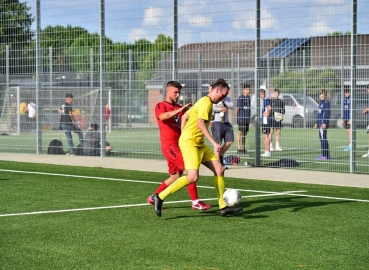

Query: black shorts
<box><xmin>211</xmin><ymin>122</ymin><xmax>234</xmax><ymax>144</ymax></box>
<box><xmin>343</xmin><ymin>120</ymin><xmax>350</xmax><ymax>130</ymax></box>
<box><xmin>262</xmin><ymin>124</ymin><xmax>271</xmax><ymax>135</ymax></box>
<box><xmin>237</xmin><ymin>122</ymin><xmax>249</xmax><ymax>135</ymax></box>
<box><xmin>271</xmin><ymin>119</ymin><xmax>282</xmax><ymax>129</ymax></box>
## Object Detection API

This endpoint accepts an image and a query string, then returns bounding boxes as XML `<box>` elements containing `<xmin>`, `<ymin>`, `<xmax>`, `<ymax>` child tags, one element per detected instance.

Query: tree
<box><xmin>271</xmin><ymin>68</ymin><xmax>340</xmax><ymax>98</ymax></box>
<box><xmin>0</xmin><ymin>0</ymin><xmax>34</xmax><ymax>74</ymax></box>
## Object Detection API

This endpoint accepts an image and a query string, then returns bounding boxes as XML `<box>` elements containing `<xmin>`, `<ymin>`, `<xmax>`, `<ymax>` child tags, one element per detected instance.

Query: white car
<box><xmin>250</xmin><ymin>93</ymin><xmax>319</xmax><ymax>128</ymax></box>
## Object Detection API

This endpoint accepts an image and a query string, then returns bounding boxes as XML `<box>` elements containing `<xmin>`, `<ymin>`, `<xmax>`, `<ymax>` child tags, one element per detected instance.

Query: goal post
<box><xmin>0</xmin><ymin>86</ymin><xmax>111</xmax><ymax>135</ymax></box>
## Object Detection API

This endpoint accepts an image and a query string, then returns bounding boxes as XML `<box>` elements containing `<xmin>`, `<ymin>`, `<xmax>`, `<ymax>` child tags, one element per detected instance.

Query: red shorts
<box><xmin>162</xmin><ymin>144</ymin><xmax>185</xmax><ymax>175</ymax></box>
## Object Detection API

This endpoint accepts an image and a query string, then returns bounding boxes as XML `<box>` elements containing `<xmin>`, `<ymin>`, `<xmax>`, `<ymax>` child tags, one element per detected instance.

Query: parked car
<box><xmin>329</xmin><ymin>91</ymin><xmax>368</xmax><ymax>128</ymax></box>
<box><xmin>250</xmin><ymin>93</ymin><xmax>319</xmax><ymax>128</ymax></box>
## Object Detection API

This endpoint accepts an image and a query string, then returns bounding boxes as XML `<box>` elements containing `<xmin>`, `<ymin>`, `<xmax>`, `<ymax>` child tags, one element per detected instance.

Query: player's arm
<box><xmin>224</xmin><ymin>97</ymin><xmax>234</xmax><ymax>110</ymax></box>
<box><xmin>158</xmin><ymin>103</ymin><xmax>192</xmax><ymax>121</ymax></box>
<box><xmin>197</xmin><ymin>119</ymin><xmax>221</xmax><ymax>152</ymax></box>
<box><xmin>181</xmin><ymin>113</ymin><xmax>189</xmax><ymax>131</ymax></box>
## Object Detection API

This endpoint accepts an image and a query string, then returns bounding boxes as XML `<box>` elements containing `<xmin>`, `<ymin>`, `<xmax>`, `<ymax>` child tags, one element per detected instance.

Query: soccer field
<box><xmin>1</xmin><ymin>161</ymin><xmax>368</xmax><ymax>270</ymax></box>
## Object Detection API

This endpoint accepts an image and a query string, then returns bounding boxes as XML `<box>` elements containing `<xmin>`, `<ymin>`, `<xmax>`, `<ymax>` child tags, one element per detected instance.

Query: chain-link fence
<box><xmin>0</xmin><ymin>0</ymin><xmax>368</xmax><ymax>173</ymax></box>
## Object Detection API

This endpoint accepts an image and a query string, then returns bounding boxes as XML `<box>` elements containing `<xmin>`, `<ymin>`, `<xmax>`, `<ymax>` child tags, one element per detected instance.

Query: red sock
<box><xmin>154</xmin><ymin>182</ymin><xmax>168</xmax><ymax>194</ymax></box>
<box><xmin>186</xmin><ymin>182</ymin><xmax>198</xmax><ymax>201</ymax></box>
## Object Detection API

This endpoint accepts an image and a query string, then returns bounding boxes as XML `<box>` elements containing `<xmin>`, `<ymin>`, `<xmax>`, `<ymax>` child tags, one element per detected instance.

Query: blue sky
<box><xmin>27</xmin><ymin>0</ymin><xmax>369</xmax><ymax>45</ymax></box>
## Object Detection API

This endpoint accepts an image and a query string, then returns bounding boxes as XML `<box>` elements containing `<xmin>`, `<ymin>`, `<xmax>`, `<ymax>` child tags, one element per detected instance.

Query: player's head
<box><xmin>319</xmin><ymin>89</ymin><xmax>327</xmax><ymax>100</ymax></box>
<box><xmin>208</xmin><ymin>78</ymin><xmax>230</xmax><ymax>103</ymax></box>
<box><xmin>366</xmin><ymin>84</ymin><xmax>369</xmax><ymax>93</ymax></box>
<box><xmin>166</xmin><ymin>81</ymin><xmax>182</xmax><ymax>104</ymax></box>
<box><xmin>65</xmin><ymin>93</ymin><xmax>73</xmax><ymax>104</ymax></box>
<box><xmin>242</xmin><ymin>83</ymin><xmax>250</xmax><ymax>96</ymax></box>
<box><xmin>344</xmin><ymin>87</ymin><xmax>350</xmax><ymax>96</ymax></box>
<box><xmin>90</xmin><ymin>123</ymin><xmax>99</xmax><ymax>131</ymax></box>
<box><xmin>260</xmin><ymin>89</ymin><xmax>266</xmax><ymax>99</ymax></box>
<box><xmin>274</xmin><ymin>88</ymin><xmax>280</xmax><ymax>98</ymax></box>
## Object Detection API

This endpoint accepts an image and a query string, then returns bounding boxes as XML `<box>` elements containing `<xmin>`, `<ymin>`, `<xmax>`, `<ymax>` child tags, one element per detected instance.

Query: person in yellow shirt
<box><xmin>153</xmin><ymin>79</ymin><xmax>243</xmax><ymax>217</ymax></box>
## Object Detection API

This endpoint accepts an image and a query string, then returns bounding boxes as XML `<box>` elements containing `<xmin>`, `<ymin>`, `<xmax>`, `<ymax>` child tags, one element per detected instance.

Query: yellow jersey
<box><xmin>20</xmin><ymin>102</ymin><xmax>27</xmax><ymax>114</ymax></box>
<box><xmin>179</xmin><ymin>96</ymin><xmax>213</xmax><ymax>147</ymax></box>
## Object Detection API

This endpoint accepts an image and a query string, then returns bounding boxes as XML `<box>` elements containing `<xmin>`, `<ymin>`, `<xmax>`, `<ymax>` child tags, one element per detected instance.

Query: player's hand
<box><xmin>340</xmin><ymin>120</ymin><xmax>344</xmax><ymax>127</ymax></box>
<box><xmin>182</xmin><ymin>103</ymin><xmax>192</xmax><ymax>111</ymax></box>
<box><xmin>363</xmin><ymin>108</ymin><xmax>369</xmax><ymax>114</ymax></box>
<box><xmin>213</xmin><ymin>142</ymin><xmax>221</xmax><ymax>152</ymax></box>
<box><xmin>221</xmin><ymin>107</ymin><xmax>228</xmax><ymax>113</ymax></box>
<box><xmin>314</xmin><ymin>124</ymin><xmax>318</xmax><ymax>129</ymax></box>
<box><xmin>322</xmin><ymin>123</ymin><xmax>327</xmax><ymax>129</ymax></box>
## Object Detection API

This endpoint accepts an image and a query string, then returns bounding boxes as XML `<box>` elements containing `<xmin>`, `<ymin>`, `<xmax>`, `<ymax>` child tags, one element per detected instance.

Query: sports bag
<box><xmin>47</xmin><ymin>139</ymin><xmax>65</xmax><ymax>155</ymax></box>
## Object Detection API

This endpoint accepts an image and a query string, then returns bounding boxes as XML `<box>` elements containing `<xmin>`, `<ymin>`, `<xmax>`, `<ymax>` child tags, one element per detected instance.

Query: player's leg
<box><xmin>261</xmin><ymin>125</ymin><xmax>271</xmax><ymax>156</ymax></box>
<box><xmin>202</xmin><ymin>146</ymin><xmax>243</xmax><ymax>216</ymax></box>
<box><xmin>275</xmin><ymin>125</ymin><xmax>282</xmax><ymax>151</ymax></box>
<box><xmin>211</xmin><ymin>122</ymin><xmax>225</xmax><ymax>166</ymax></box>
<box><xmin>61</xmin><ymin>124</ymin><xmax>74</xmax><ymax>154</ymax></box>
<box><xmin>153</xmin><ymin>146</ymin><xmax>201</xmax><ymax>217</ymax></box>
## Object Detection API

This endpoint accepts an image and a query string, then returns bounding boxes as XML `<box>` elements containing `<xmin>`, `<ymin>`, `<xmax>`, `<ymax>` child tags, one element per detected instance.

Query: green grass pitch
<box><xmin>1</xmin><ymin>160</ymin><xmax>368</xmax><ymax>269</ymax></box>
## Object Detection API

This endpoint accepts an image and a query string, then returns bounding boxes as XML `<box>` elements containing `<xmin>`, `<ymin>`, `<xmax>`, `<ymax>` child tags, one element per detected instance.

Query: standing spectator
<box><xmin>210</xmin><ymin>80</ymin><xmax>234</xmax><ymax>169</ymax></box>
<box><xmin>362</xmin><ymin>85</ymin><xmax>369</xmax><ymax>158</ymax></box>
<box><xmin>269</xmin><ymin>88</ymin><xmax>285</xmax><ymax>151</ymax></box>
<box><xmin>19</xmin><ymin>100</ymin><xmax>28</xmax><ymax>131</ymax></box>
<box><xmin>314</xmin><ymin>89</ymin><xmax>331</xmax><ymax>160</ymax></box>
<box><xmin>152</xmin><ymin>79</ymin><xmax>243</xmax><ymax>217</ymax></box>
<box><xmin>260</xmin><ymin>89</ymin><xmax>272</xmax><ymax>157</ymax></box>
<box><xmin>235</xmin><ymin>84</ymin><xmax>251</xmax><ymax>154</ymax></box>
<box><xmin>105</xmin><ymin>102</ymin><xmax>111</xmax><ymax>132</ymax></box>
<box><xmin>147</xmin><ymin>81</ymin><xmax>211</xmax><ymax>211</ymax></box>
<box><xmin>83</xmin><ymin>124</ymin><xmax>100</xmax><ymax>156</ymax></box>
<box><xmin>60</xmin><ymin>93</ymin><xmax>83</xmax><ymax>156</ymax></box>
<box><xmin>341</xmin><ymin>88</ymin><xmax>351</xmax><ymax>151</ymax></box>
<box><xmin>27</xmin><ymin>101</ymin><xmax>36</xmax><ymax>130</ymax></box>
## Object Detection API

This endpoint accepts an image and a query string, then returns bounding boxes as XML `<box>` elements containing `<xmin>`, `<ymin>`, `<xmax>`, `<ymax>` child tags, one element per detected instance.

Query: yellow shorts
<box><xmin>180</xmin><ymin>144</ymin><xmax>218</xmax><ymax>170</ymax></box>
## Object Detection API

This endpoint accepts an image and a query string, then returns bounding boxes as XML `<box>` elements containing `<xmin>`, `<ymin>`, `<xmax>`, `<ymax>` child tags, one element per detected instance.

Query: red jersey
<box><xmin>105</xmin><ymin>107</ymin><xmax>110</xmax><ymax>120</ymax></box>
<box><xmin>155</xmin><ymin>101</ymin><xmax>183</xmax><ymax>146</ymax></box>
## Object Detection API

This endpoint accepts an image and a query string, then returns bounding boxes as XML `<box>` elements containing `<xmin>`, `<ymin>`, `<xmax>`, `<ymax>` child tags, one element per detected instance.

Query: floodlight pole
<box><xmin>173</xmin><ymin>0</ymin><xmax>178</xmax><ymax>81</ymax></box>
<box><xmin>100</xmin><ymin>0</ymin><xmax>106</xmax><ymax>157</ymax></box>
<box><xmin>35</xmin><ymin>0</ymin><xmax>42</xmax><ymax>154</ymax></box>
<box><xmin>350</xmin><ymin>0</ymin><xmax>357</xmax><ymax>172</ymax></box>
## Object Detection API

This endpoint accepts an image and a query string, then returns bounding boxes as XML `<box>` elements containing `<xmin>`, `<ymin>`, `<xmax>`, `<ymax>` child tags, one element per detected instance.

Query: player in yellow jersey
<box><xmin>153</xmin><ymin>79</ymin><xmax>243</xmax><ymax>217</ymax></box>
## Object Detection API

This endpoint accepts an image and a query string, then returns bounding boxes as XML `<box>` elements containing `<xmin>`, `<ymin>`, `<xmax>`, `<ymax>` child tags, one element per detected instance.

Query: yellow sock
<box><xmin>214</xmin><ymin>176</ymin><xmax>226</xmax><ymax>209</ymax></box>
<box><xmin>159</xmin><ymin>176</ymin><xmax>190</xmax><ymax>200</ymax></box>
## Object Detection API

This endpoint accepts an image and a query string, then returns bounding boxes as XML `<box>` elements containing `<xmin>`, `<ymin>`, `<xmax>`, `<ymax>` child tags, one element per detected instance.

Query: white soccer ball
<box><xmin>223</xmin><ymin>188</ymin><xmax>241</xmax><ymax>207</ymax></box>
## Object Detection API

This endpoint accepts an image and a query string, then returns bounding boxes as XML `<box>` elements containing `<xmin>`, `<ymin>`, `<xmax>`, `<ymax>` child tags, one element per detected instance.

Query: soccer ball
<box><xmin>223</xmin><ymin>189</ymin><xmax>241</xmax><ymax>207</ymax></box>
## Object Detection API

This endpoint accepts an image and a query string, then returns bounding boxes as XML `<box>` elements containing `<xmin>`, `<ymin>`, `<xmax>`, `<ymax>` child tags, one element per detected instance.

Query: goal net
<box><xmin>0</xmin><ymin>86</ymin><xmax>110</xmax><ymax>135</ymax></box>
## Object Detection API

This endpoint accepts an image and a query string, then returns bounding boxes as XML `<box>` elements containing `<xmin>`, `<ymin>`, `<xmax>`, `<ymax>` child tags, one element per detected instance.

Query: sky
<box><xmin>27</xmin><ymin>0</ymin><xmax>369</xmax><ymax>45</ymax></box>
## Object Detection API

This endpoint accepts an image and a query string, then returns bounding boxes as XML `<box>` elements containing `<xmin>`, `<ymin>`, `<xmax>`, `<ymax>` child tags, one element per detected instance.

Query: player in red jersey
<box><xmin>147</xmin><ymin>81</ymin><xmax>212</xmax><ymax>210</ymax></box>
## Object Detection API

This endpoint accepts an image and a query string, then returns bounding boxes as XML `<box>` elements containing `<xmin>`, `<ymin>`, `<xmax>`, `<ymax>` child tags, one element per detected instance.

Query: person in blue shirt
<box><xmin>362</xmin><ymin>85</ymin><xmax>369</xmax><ymax>158</ymax></box>
<box><xmin>260</xmin><ymin>89</ymin><xmax>272</xmax><ymax>157</ymax></box>
<box><xmin>341</xmin><ymin>88</ymin><xmax>351</xmax><ymax>151</ymax></box>
<box><xmin>314</xmin><ymin>89</ymin><xmax>331</xmax><ymax>160</ymax></box>
<box><xmin>235</xmin><ymin>84</ymin><xmax>251</xmax><ymax>154</ymax></box>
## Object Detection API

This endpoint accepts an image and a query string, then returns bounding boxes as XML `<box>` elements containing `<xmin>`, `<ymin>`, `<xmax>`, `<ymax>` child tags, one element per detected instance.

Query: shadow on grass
<box><xmin>163</xmin><ymin>196</ymin><xmax>352</xmax><ymax>220</ymax></box>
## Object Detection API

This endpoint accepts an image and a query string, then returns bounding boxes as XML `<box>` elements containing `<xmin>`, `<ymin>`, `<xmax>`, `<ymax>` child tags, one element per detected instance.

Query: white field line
<box><xmin>0</xmin><ymin>190</ymin><xmax>306</xmax><ymax>218</ymax></box>
<box><xmin>1</xmin><ymin>169</ymin><xmax>368</xmax><ymax>218</ymax></box>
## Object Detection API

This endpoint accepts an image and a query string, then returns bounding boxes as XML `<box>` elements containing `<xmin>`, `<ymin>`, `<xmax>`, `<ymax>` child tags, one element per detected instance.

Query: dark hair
<box><xmin>243</xmin><ymin>83</ymin><xmax>251</xmax><ymax>89</ymax></box>
<box><xmin>211</xmin><ymin>78</ymin><xmax>229</xmax><ymax>90</ymax></box>
<box><xmin>274</xmin><ymin>88</ymin><xmax>280</xmax><ymax>94</ymax></box>
<box><xmin>66</xmin><ymin>93</ymin><xmax>73</xmax><ymax>98</ymax></box>
<box><xmin>260</xmin><ymin>89</ymin><xmax>266</xmax><ymax>94</ymax></box>
<box><xmin>344</xmin><ymin>87</ymin><xmax>350</xmax><ymax>93</ymax></box>
<box><xmin>319</xmin><ymin>89</ymin><xmax>327</xmax><ymax>97</ymax></box>
<box><xmin>91</xmin><ymin>123</ymin><xmax>99</xmax><ymax>131</ymax></box>
<box><xmin>166</xmin><ymin>81</ymin><xmax>182</xmax><ymax>89</ymax></box>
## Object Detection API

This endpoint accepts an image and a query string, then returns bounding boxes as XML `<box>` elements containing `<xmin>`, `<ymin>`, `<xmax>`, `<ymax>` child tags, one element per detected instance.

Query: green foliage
<box><xmin>271</xmin><ymin>68</ymin><xmax>340</xmax><ymax>96</ymax></box>
<box><xmin>0</xmin><ymin>0</ymin><xmax>34</xmax><ymax>73</ymax></box>
<box><xmin>327</xmin><ymin>31</ymin><xmax>351</xmax><ymax>36</ymax></box>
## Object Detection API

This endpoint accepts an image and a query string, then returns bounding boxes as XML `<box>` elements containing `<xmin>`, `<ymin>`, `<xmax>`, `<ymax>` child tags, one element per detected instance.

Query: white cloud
<box><xmin>232</xmin><ymin>9</ymin><xmax>278</xmax><ymax>30</ymax></box>
<box><xmin>187</xmin><ymin>15</ymin><xmax>212</xmax><ymax>27</ymax></box>
<box><xmin>142</xmin><ymin>6</ymin><xmax>164</xmax><ymax>27</ymax></box>
<box><xmin>127</xmin><ymin>28</ymin><xmax>148</xmax><ymax>42</ymax></box>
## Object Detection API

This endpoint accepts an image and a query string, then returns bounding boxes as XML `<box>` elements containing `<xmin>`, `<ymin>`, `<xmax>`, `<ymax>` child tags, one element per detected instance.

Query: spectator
<box><xmin>235</xmin><ymin>84</ymin><xmax>251</xmax><ymax>154</ymax></box>
<box><xmin>105</xmin><ymin>102</ymin><xmax>111</xmax><ymax>132</ymax></box>
<box><xmin>269</xmin><ymin>88</ymin><xmax>285</xmax><ymax>151</ymax></box>
<box><xmin>83</xmin><ymin>124</ymin><xmax>101</xmax><ymax>156</ymax></box>
<box><xmin>210</xmin><ymin>80</ymin><xmax>235</xmax><ymax>169</ymax></box>
<box><xmin>27</xmin><ymin>101</ymin><xmax>36</xmax><ymax>130</ymax></box>
<box><xmin>362</xmin><ymin>85</ymin><xmax>369</xmax><ymax>158</ymax></box>
<box><xmin>260</xmin><ymin>89</ymin><xmax>272</xmax><ymax>157</ymax></box>
<box><xmin>341</xmin><ymin>87</ymin><xmax>351</xmax><ymax>151</ymax></box>
<box><xmin>314</xmin><ymin>89</ymin><xmax>331</xmax><ymax>160</ymax></box>
<box><xmin>60</xmin><ymin>93</ymin><xmax>83</xmax><ymax>156</ymax></box>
